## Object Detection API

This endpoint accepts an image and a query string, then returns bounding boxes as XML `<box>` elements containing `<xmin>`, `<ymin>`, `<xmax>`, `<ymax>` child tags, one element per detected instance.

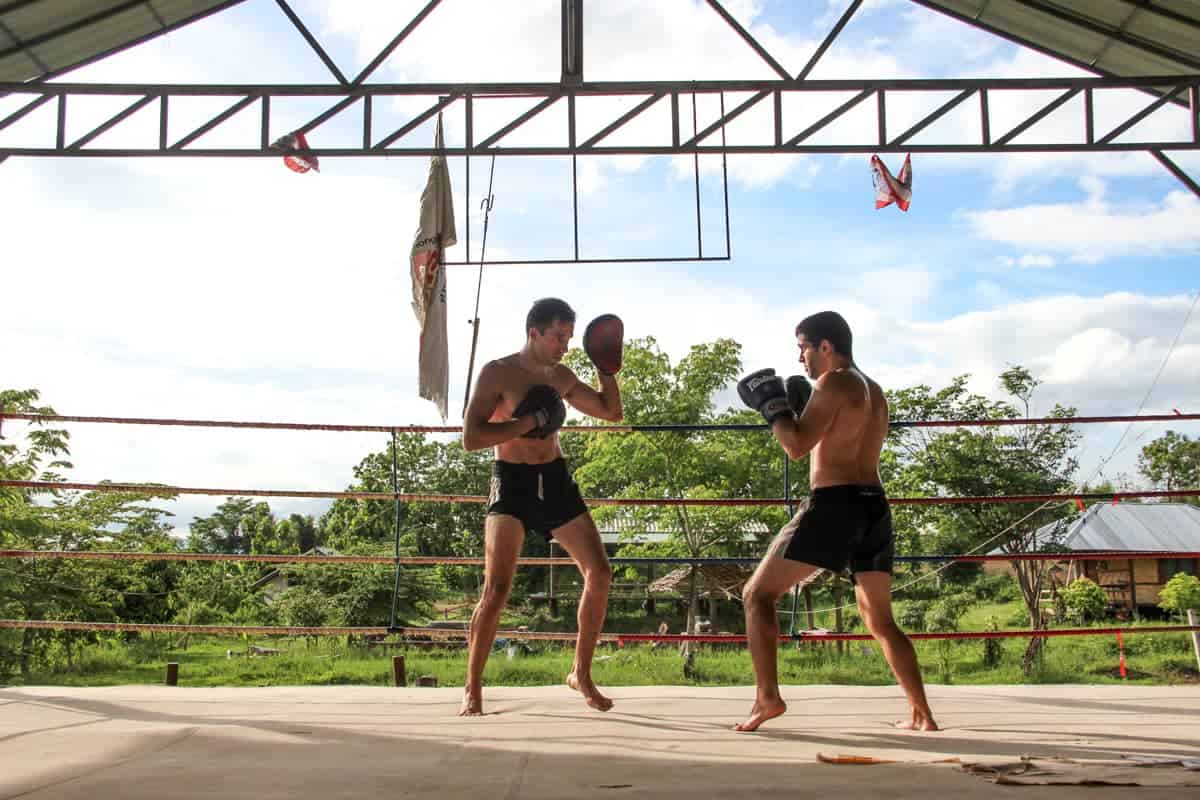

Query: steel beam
<box><xmin>0</xmin><ymin>75</ymin><xmax>1197</xmax><ymax>158</ymax></box>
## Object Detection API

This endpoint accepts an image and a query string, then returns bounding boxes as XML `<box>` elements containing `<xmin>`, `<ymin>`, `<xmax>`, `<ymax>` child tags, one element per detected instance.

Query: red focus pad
<box><xmin>583</xmin><ymin>314</ymin><xmax>624</xmax><ymax>376</ymax></box>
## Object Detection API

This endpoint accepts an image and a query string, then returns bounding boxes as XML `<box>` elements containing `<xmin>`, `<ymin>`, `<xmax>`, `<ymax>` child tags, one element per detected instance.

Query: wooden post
<box><xmin>392</xmin><ymin>655</ymin><xmax>406</xmax><ymax>687</ymax></box>
<box><xmin>646</xmin><ymin>561</ymin><xmax>656</xmax><ymax>615</ymax></box>
<box><xmin>1127</xmin><ymin>559</ymin><xmax>1137</xmax><ymax>614</ymax></box>
<box><xmin>165</xmin><ymin>662</ymin><xmax>178</xmax><ymax>686</ymax></box>
<box><xmin>1189</xmin><ymin>610</ymin><xmax>1200</xmax><ymax>673</ymax></box>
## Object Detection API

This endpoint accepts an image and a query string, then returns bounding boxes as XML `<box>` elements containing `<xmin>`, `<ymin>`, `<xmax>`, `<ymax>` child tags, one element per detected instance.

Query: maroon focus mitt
<box><xmin>583</xmin><ymin>314</ymin><xmax>624</xmax><ymax>376</ymax></box>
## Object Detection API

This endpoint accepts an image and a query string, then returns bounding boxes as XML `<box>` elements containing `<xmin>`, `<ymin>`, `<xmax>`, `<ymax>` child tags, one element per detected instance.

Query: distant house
<box><xmin>593</xmin><ymin>513</ymin><xmax>768</xmax><ymax>554</ymax></box>
<box><xmin>996</xmin><ymin>504</ymin><xmax>1200</xmax><ymax>612</ymax></box>
<box><xmin>251</xmin><ymin>546</ymin><xmax>341</xmax><ymax>604</ymax></box>
<box><xmin>534</xmin><ymin>513</ymin><xmax>770</xmax><ymax>614</ymax></box>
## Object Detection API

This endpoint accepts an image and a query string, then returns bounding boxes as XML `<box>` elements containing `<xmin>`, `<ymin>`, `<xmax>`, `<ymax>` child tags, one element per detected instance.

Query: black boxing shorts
<box><xmin>775</xmin><ymin>485</ymin><xmax>894</xmax><ymax>582</ymax></box>
<box><xmin>487</xmin><ymin>458</ymin><xmax>589</xmax><ymax>541</ymax></box>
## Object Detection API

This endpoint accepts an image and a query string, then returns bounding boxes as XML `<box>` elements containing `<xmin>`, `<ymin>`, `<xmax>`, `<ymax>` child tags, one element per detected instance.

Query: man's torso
<box><xmin>488</xmin><ymin>354</ymin><xmax>575</xmax><ymax>464</ymax></box>
<box><xmin>810</xmin><ymin>367</ymin><xmax>887</xmax><ymax>489</ymax></box>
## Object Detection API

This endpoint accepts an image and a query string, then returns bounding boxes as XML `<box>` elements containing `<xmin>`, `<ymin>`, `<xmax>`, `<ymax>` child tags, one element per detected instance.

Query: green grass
<box><xmin>7</xmin><ymin>594</ymin><xmax>1197</xmax><ymax>689</ymax></box>
<box><xmin>10</xmin><ymin>616</ymin><xmax>1198</xmax><ymax>689</ymax></box>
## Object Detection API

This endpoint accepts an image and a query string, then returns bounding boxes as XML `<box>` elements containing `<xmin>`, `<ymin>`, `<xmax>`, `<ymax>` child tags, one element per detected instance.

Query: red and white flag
<box><xmin>410</xmin><ymin>116</ymin><xmax>457</xmax><ymax>421</ymax></box>
<box><xmin>270</xmin><ymin>131</ymin><xmax>320</xmax><ymax>173</ymax></box>
<box><xmin>871</xmin><ymin>153</ymin><xmax>912</xmax><ymax>211</ymax></box>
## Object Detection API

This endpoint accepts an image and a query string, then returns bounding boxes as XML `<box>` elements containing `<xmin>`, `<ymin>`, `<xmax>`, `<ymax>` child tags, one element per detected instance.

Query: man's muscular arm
<box><xmin>771</xmin><ymin>372</ymin><xmax>843</xmax><ymax>460</ymax></box>
<box><xmin>562</xmin><ymin>368</ymin><xmax>623</xmax><ymax>422</ymax></box>
<box><xmin>461</xmin><ymin>362</ymin><xmax>537</xmax><ymax>451</ymax></box>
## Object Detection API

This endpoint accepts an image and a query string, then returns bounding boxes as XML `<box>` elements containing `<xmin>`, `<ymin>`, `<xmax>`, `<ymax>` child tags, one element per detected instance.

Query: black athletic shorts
<box><xmin>487</xmin><ymin>458</ymin><xmax>589</xmax><ymax>541</ymax></box>
<box><xmin>776</xmin><ymin>484</ymin><xmax>894</xmax><ymax>582</ymax></box>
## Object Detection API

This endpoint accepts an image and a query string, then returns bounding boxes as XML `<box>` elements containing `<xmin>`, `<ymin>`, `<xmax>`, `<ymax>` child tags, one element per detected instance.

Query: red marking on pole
<box><xmin>1075</xmin><ymin>498</ymin><xmax>1085</xmax><ymax>512</ymax></box>
<box><xmin>1117</xmin><ymin>631</ymin><xmax>1126</xmax><ymax>678</ymax></box>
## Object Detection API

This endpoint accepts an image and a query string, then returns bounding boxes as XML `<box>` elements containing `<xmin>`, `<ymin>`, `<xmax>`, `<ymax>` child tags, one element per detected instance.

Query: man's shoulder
<box><xmin>478</xmin><ymin>356</ymin><xmax>522</xmax><ymax>386</ymax></box>
<box><xmin>818</xmin><ymin>368</ymin><xmax>864</xmax><ymax>392</ymax></box>
<box><xmin>817</xmin><ymin>368</ymin><xmax>875</xmax><ymax>406</ymax></box>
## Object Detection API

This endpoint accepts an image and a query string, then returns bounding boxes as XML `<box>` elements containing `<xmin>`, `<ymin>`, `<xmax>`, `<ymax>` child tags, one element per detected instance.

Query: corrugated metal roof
<box><xmin>916</xmin><ymin>1</ymin><xmax>1200</xmax><ymax>99</ymax></box>
<box><xmin>988</xmin><ymin>502</ymin><xmax>1200</xmax><ymax>554</ymax></box>
<box><xmin>0</xmin><ymin>0</ymin><xmax>245</xmax><ymax>83</ymax></box>
<box><xmin>1060</xmin><ymin>502</ymin><xmax>1200</xmax><ymax>551</ymax></box>
<box><xmin>4</xmin><ymin>2</ymin><xmax>1197</xmax><ymax>93</ymax></box>
<box><xmin>595</xmin><ymin>512</ymin><xmax>768</xmax><ymax>545</ymax></box>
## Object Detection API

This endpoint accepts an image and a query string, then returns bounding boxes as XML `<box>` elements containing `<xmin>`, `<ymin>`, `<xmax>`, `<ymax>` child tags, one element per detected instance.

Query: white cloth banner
<box><xmin>409</xmin><ymin>116</ymin><xmax>457</xmax><ymax>421</ymax></box>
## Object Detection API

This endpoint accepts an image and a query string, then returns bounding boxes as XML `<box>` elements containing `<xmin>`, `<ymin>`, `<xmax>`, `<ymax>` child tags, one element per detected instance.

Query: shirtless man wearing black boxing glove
<box><xmin>460</xmin><ymin>297</ymin><xmax>624</xmax><ymax>716</ymax></box>
<box><xmin>734</xmin><ymin>310</ymin><xmax>937</xmax><ymax>733</ymax></box>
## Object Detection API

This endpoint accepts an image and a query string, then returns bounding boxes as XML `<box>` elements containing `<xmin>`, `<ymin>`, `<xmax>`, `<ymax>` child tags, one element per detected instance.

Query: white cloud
<box><xmin>963</xmin><ymin>179</ymin><xmax>1200</xmax><ymax>263</ymax></box>
<box><xmin>997</xmin><ymin>254</ymin><xmax>1056</xmax><ymax>269</ymax></box>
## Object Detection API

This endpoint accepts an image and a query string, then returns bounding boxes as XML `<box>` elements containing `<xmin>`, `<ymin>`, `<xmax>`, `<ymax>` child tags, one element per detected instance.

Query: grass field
<box><xmin>10</xmin><ymin>599</ymin><xmax>1199</xmax><ymax>689</ymax></box>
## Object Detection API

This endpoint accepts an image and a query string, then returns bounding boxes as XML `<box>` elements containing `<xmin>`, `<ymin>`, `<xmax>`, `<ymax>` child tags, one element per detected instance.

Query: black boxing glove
<box><xmin>513</xmin><ymin>384</ymin><xmax>566</xmax><ymax>439</ymax></box>
<box><xmin>737</xmin><ymin>368</ymin><xmax>791</xmax><ymax>425</ymax></box>
<box><xmin>786</xmin><ymin>375</ymin><xmax>812</xmax><ymax>417</ymax></box>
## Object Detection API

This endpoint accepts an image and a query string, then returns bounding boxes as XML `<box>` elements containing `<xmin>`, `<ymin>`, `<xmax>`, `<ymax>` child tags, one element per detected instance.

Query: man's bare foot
<box><xmin>566</xmin><ymin>671</ymin><xmax>614</xmax><ymax>712</ymax></box>
<box><xmin>894</xmin><ymin>708</ymin><xmax>938</xmax><ymax>731</ymax></box>
<box><xmin>458</xmin><ymin>689</ymin><xmax>483</xmax><ymax>717</ymax></box>
<box><xmin>733</xmin><ymin>698</ymin><xmax>787</xmax><ymax>732</ymax></box>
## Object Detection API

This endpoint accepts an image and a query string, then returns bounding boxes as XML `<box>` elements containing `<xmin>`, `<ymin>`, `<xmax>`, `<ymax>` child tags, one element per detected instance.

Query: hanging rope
<box><xmin>461</xmin><ymin>155</ymin><xmax>497</xmax><ymax>418</ymax></box>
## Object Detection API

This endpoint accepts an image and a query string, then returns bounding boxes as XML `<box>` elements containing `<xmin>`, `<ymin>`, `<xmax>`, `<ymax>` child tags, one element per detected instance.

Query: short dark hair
<box><xmin>526</xmin><ymin>297</ymin><xmax>576</xmax><ymax>334</ymax></box>
<box><xmin>795</xmin><ymin>311</ymin><xmax>853</xmax><ymax>359</ymax></box>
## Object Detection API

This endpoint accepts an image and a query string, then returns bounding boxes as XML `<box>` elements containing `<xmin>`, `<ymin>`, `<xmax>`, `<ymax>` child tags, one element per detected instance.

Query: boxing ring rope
<box><xmin>1</xmin><ymin>411</ymin><xmax>1195</xmax><ymax>434</ymax></box>
<box><xmin>4</xmin><ymin>410</ymin><xmax>1197</xmax><ymax>662</ymax></box>
<box><xmin>3</xmin><ymin>479</ymin><xmax>1197</xmax><ymax>507</ymax></box>
<box><xmin>1</xmin><ymin>618</ymin><xmax>1197</xmax><ymax>646</ymax></box>
<box><xmin>3</xmin><ymin>549</ymin><xmax>1199</xmax><ymax>566</ymax></box>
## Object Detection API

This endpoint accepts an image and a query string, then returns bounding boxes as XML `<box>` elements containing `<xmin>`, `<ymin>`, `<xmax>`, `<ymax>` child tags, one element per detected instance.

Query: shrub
<box><xmin>982</xmin><ymin>616</ymin><xmax>1003</xmax><ymax>668</ymax></box>
<box><xmin>899</xmin><ymin>600</ymin><xmax>930</xmax><ymax>632</ymax></box>
<box><xmin>972</xmin><ymin>572</ymin><xmax>1019</xmax><ymax>602</ymax></box>
<box><xmin>1158</xmin><ymin>573</ymin><xmax>1200</xmax><ymax>619</ymax></box>
<box><xmin>1061</xmin><ymin>577</ymin><xmax>1108</xmax><ymax>623</ymax></box>
<box><xmin>1007</xmin><ymin>607</ymin><xmax>1031</xmax><ymax>628</ymax></box>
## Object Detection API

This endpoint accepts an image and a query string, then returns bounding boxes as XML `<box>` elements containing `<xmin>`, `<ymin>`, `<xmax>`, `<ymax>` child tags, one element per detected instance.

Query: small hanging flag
<box><xmin>270</xmin><ymin>130</ymin><xmax>320</xmax><ymax>173</ymax></box>
<box><xmin>871</xmin><ymin>153</ymin><xmax>912</xmax><ymax>211</ymax></box>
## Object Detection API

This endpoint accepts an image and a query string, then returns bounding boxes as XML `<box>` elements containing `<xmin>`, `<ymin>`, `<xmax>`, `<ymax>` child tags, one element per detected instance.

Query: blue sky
<box><xmin>3</xmin><ymin>0</ymin><xmax>1198</xmax><ymax>535</ymax></box>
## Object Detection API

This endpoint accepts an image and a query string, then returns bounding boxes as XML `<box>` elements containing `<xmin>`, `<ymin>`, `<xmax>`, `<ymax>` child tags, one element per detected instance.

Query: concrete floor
<box><xmin>2</xmin><ymin>684</ymin><xmax>1199</xmax><ymax>798</ymax></box>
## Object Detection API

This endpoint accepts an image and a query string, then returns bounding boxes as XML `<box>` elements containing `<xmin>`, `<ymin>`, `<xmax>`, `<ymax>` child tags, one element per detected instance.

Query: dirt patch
<box><xmin>1162</xmin><ymin>664</ymin><xmax>1200</xmax><ymax>683</ymax></box>
<box><xmin>1095</xmin><ymin>665</ymin><xmax>1155</xmax><ymax>680</ymax></box>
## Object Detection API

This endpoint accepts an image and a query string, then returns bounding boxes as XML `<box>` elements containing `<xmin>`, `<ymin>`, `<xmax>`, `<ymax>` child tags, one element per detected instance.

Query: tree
<box><xmin>1158</xmin><ymin>573</ymin><xmax>1200</xmax><ymax>619</ymax></box>
<box><xmin>188</xmin><ymin>498</ymin><xmax>257</xmax><ymax>554</ymax></box>
<box><xmin>1139</xmin><ymin>431</ymin><xmax>1200</xmax><ymax>505</ymax></box>
<box><xmin>320</xmin><ymin>433</ymin><xmax>494</xmax><ymax>598</ymax></box>
<box><xmin>888</xmin><ymin>368</ymin><xmax>1080</xmax><ymax>674</ymax></box>
<box><xmin>1</xmin><ymin>388</ymin><xmax>182</xmax><ymax>676</ymax></box>
<box><xmin>566</xmin><ymin>337</ymin><xmax>790</xmax><ymax>649</ymax></box>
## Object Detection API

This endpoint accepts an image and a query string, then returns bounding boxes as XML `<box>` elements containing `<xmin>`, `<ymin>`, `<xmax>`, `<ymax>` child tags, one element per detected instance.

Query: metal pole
<box><xmin>691</xmin><ymin>92</ymin><xmax>702</xmax><ymax>258</ymax></box>
<box><xmin>461</xmin><ymin>156</ymin><xmax>496</xmax><ymax>418</ymax></box>
<box><xmin>389</xmin><ymin>428</ymin><xmax>403</xmax><ymax>631</ymax></box>
<box><xmin>572</xmin><ymin>153</ymin><xmax>580</xmax><ymax>260</ymax></box>
<box><xmin>719</xmin><ymin>91</ymin><xmax>731</xmax><ymax>258</ymax></box>
<box><xmin>785</xmin><ymin>453</ymin><xmax>799</xmax><ymax>635</ymax></box>
<box><xmin>1189</xmin><ymin>609</ymin><xmax>1200</xmax><ymax>673</ymax></box>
